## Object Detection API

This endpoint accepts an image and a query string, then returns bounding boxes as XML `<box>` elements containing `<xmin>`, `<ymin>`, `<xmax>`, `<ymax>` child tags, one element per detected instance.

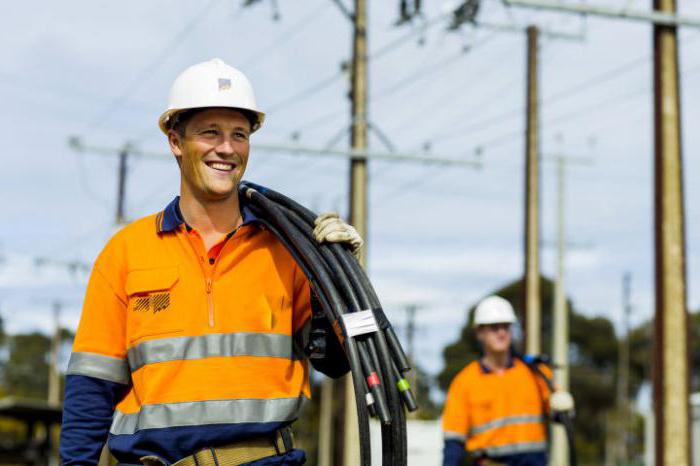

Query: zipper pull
<box><xmin>206</xmin><ymin>278</ymin><xmax>212</xmax><ymax>293</ymax></box>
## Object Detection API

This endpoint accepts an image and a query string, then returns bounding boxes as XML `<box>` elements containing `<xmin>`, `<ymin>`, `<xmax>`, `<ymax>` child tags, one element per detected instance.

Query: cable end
<box><xmin>397</xmin><ymin>378</ymin><xmax>418</xmax><ymax>412</ymax></box>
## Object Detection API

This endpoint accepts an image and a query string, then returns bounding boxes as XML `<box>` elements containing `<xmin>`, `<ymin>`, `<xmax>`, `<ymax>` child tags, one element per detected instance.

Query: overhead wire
<box><xmin>267</xmin><ymin>10</ymin><xmax>454</xmax><ymax>129</ymax></box>
<box><xmin>284</xmin><ymin>24</ymin><xmax>499</xmax><ymax>146</ymax></box>
<box><xmin>425</xmin><ymin>54</ymin><xmax>651</xmax><ymax>143</ymax></box>
<box><xmin>82</xmin><ymin>0</ymin><xmax>227</xmax><ymax>133</ymax></box>
<box><xmin>265</xmin><ymin>71</ymin><xmax>346</xmax><ymax>113</ymax></box>
<box><xmin>239</xmin><ymin>0</ymin><xmax>331</xmax><ymax>70</ymax></box>
<box><xmin>374</xmin><ymin>59</ymin><xmax>700</xmax><ymax>203</ymax></box>
<box><xmin>371</xmin><ymin>42</ymin><xmax>483</xmax><ymax>104</ymax></box>
<box><xmin>423</xmin><ymin>32</ymin><xmax>700</xmax><ymax>145</ymax></box>
<box><xmin>385</xmin><ymin>38</ymin><xmax>521</xmax><ymax>132</ymax></box>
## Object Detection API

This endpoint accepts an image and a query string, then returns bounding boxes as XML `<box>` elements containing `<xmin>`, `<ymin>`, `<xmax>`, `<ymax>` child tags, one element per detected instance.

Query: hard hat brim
<box><xmin>473</xmin><ymin>319</ymin><xmax>516</xmax><ymax>327</ymax></box>
<box><xmin>158</xmin><ymin>106</ymin><xmax>266</xmax><ymax>135</ymax></box>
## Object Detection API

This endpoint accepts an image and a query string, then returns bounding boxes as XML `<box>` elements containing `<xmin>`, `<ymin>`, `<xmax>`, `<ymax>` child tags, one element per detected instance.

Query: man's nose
<box><xmin>216</xmin><ymin>136</ymin><xmax>235</xmax><ymax>155</ymax></box>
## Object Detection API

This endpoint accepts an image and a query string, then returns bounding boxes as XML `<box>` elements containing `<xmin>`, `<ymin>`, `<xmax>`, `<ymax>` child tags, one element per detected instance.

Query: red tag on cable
<box><xmin>366</xmin><ymin>372</ymin><xmax>380</xmax><ymax>388</ymax></box>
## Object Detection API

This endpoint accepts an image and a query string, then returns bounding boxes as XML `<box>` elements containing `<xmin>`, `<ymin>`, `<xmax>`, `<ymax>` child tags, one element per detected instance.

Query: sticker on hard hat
<box><xmin>218</xmin><ymin>78</ymin><xmax>231</xmax><ymax>91</ymax></box>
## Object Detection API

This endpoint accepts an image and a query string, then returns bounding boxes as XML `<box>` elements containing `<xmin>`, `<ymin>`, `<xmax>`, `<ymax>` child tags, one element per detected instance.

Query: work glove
<box><xmin>313</xmin><ymin>212</ymin><xmax>364</xmax><ymax>259</ymax></box>
<box><xmin>550</xmin><ymin>390</ymin><xmax>575</xmax><ymax>412</ymax></box>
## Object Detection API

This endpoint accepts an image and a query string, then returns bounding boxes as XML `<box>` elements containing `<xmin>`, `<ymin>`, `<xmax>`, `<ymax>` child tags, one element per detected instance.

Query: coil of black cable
<box><xmin>240</xmin><ymin>181</ymin><xmax>417</xmax><ymax>466</ymax></box>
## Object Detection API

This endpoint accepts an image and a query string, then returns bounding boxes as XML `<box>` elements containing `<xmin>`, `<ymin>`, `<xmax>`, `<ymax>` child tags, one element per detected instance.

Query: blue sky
<box><xmin>1</xmin><ymin>0</ymin><xmax>699</xmax><ymax>377</ymax></box>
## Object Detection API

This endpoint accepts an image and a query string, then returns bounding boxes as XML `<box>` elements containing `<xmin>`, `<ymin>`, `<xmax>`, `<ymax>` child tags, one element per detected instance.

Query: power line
<box><xmin>371</xmin><ymin>12</ymin><xmax>452</xmax><ymax>60</ymax></box>
<box><xmin>385</xmin><ymin>39</ymin><xmax>520</xmax><ymax>132</ymax></box>
<box><xmin>424</xmin><ymin>31</ymin><xmax>700</xmax><ymax>144</ymax></box>
<box><xmin>265</xmin><ymin>11</ymin><xmax>454</xmax><ymax>116</ymax></box>
<box><xmin>371</xmin><ymin>32</ymin><xmax>501</xmax><ymax>104</ymax></box>
<box><xmin>372</xmin><ymin>49</ymin><xmax>468</xmax><ymax>102</ymax></box>
<box><xmin>427</xmin><ymin>56</ymin><xmax>649</xmax><ymax>143</ymax></box>
<box><xmin>372</xmin><ymin>67</ymin><xmax>696</xmax><ymax>200</ymax></box>
<box><xmin>82</xmin><ymin>0</ymin><xmax>226</xmax><ymax>133</ymax></box>
<box><xmin>265</xmin><ymin>70</ymin><xmax>345</xmax><ymax>113</ymax></box>
<box><xmin>240</xmin><ymin>0</ymin><xmax>331</xmax><ymax>70</ymax></box>
<box><xmin>398</xmin><ymin>58</ymin><xmax>700</xmax><ymax>167</ymax></box>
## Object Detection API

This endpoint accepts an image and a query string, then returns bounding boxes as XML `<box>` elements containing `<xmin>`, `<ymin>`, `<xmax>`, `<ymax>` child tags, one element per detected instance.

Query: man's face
<box><xmin>476</xmin><ymin>323</ymin><xmax>512</xmax><ymax>355</ymax></box>
<box><xmin>168</xmin><ymin>108</ymin><xmax>251</xmax><ymax>202</ymax></box>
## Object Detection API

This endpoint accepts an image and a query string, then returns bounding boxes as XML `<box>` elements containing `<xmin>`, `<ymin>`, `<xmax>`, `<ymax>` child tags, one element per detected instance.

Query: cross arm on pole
<box><xmin>473</xmin><ymin>20</ymin><xmax>585</xmax><ymax>41</ymax></box>
<box><xmin>68</xmin><ymin>136</ymin><xmax>483</xmax><ymax>168</ymax></box>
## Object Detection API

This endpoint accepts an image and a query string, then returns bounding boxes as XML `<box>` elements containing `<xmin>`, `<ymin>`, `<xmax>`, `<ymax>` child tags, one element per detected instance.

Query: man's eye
<box><xmin>235</xmin><ymin>132</ymin><xmax>249</xmax><ymax>140</ymax></box>
<box><xmin>202</xmin><ymin>129</ymin><xmax>218</xmax><ymax>135</ymax></box>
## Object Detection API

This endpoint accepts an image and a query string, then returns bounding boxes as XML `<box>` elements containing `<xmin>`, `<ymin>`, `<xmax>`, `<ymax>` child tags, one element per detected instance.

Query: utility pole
<box><xmin>524</xmin><ymin>25</ymin><xmax>541</xmax><ymax>355</ymax></box>
<box><xmin>549</xmin><ymin>153</ymin><xmax>590</xmax><ymax>464</ymax></box>
<box><xmin>653</xmin><ymin>0</ymin><xmax>689</xmax><ymax>464</ymax></box>
<box><xmin>48</xmin><ymin>302</ymin><xmax>61</xmax><ymax>406</ymax></box>
<box><xmin>343</xmin><ymin>0</ymin><xmax>367</xmax><ymax>463</ymax></box>
<box><xmin>69</xmin><ymin>137</ymin><xmax>133</xmax><ymax>225</ymax></box>
<box><xmin>551</xmin><ymin>154</ymin><xmax>568</xmax><ymax>465</ymax></box>
<box><xmin>615</xmin><ymin>272</ymin><xmax>632</xmax><ymax>464</ymax></box>
<box><xmin>116</xmin><ymin>144</ymin><xmax>130</xmax><ymax>224</ymax></box>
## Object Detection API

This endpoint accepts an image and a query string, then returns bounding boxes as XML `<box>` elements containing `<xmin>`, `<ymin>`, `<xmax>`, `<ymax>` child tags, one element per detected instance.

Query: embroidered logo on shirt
<box><xmin>133</xmin><ymin>293</ymin><xmax>170</xmax><ymax>314</ymax></box>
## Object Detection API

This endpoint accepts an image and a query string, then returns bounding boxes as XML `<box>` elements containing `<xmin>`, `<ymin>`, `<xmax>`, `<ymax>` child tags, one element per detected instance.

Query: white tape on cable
<box><xmin>341</xmin><ymin>310</ymin><xmax>379</xmax><ymax>337</ymax></box>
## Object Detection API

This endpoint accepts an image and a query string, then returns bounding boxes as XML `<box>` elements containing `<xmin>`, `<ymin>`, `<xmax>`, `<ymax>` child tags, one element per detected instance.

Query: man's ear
<box><xmin>168</xmin><ymin>131</ymin><xmax>184</xmax><ymax>167</ymax></box>
<box><xmin>168</xmin><ymin>130</ymin><xmax>183</xmax><ymax>157</ymax></box>
<box><xmin>474</xmin><ymin>327</ymin><xmax>484</xmax><ymax>345</ymax></box>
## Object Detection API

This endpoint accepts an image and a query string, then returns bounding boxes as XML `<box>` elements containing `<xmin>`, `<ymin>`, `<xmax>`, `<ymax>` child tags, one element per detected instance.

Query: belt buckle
<box><xmin>140</xmin><ymin>455</ymin><xmax>168</xmax><ymax>466</ymax></box>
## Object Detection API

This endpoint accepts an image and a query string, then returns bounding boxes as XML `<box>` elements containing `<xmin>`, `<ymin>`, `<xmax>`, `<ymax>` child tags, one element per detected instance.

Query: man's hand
<box><xmin>313</xmin><ymin>213</ymin><xmax>364</xmax><ymax>259</ymax></box>
<box><xmin>550</xmin><ymin>390</ymin><xmax>575</xmax><ymax>412</ymax></box>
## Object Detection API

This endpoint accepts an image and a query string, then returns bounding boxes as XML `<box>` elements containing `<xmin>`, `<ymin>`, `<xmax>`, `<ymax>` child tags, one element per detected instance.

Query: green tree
<box><xmin>628</xmin><ymin>310</ymin><xmax>700</xmax><ymax>394</ymax></box>
<box><xmin>3</xmin><ymin>332</ymin><xmax>51</xmax><ymax>399</ymax></box>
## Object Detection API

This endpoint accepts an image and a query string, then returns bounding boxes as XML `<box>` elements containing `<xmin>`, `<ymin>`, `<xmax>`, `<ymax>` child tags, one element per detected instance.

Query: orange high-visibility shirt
<box><xmin>64</xmin><ymin>196</ymin><xmax>312</xmax><ymax>463</ymax></box>
<box><xmin>442</xmin><ymin>358</ymin><xmax>551</xmax><ymax>458</ymax></box>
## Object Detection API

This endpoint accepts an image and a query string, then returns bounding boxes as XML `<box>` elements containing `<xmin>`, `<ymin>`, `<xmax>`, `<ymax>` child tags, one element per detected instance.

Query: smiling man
<box><xmin>441</xmin><ymin>296</ymin><xmax>574</xmax><ymax>466</ymax></box>
<box><xmin>60</xmin><ymin>58</ymin><xmax>361</xmax><ymax>466</ymax></box>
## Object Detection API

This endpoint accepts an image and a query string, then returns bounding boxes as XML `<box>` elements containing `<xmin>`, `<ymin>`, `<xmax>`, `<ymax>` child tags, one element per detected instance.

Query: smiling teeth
<box><xmin>210</xmin><ymin>162</ymin><xmax>233</xmax><ymax>170</ymax></box>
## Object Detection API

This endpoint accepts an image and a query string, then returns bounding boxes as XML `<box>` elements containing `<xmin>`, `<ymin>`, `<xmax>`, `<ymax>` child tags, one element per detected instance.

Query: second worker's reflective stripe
<box><xmin>472</xmin><ymin>440</ymin><xmax>547</xmax><ymax>457</ymax></box>
<box><xmin>468</xmin><ymin>414</ymin><xmax>545</xmax><ymax>436</ymax></box>
<box><xmin>67</xmin><ymin>352</ymin><xmax>130</xmax><ymax>385</ymax></box>
<box><xmin>110</xmin><ymin>396</ymin><xmax>307</xmax><ymax>435</ymax></box>
<box><xmin>127</xmin><ymin>332</ymin><xmax>301</xmax><ymax>371</ymax></box>
<box><xmin>443</xmin><ymin>431</ymin><xmax>467</xmax><ymax>442</ymax></box>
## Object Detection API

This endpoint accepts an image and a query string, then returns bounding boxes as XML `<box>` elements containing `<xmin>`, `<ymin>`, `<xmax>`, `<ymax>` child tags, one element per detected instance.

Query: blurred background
<box><xmin>1</xmin><ymin>0</ymin><xmax>699</xmax><ymax>465</ymax></box>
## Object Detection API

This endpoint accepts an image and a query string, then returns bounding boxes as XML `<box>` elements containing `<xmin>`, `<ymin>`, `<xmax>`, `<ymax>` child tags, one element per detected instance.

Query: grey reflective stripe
<box><xmin>110</xmin><ymin>396</ymin><xmax>307</xmax><ymax>435</ymax></box>
<box><xmin>472</xmin><ymin>441</ymin><xmax>547</xmax><ymax>457</ymax></box>
<box><xmin>128</xmin><ymin>333</ymin><xmax>300</xmax><ymax>371</ymax></box>
<box><xmin>468</xmin><ymin>414</ymin><xmax>545</xmax><ymax>436</ymax></box>
<box><xmin>444</xmin><ymin>431</ymin><xmax>467</xmax><ymax>442</ymax></box>
<box><xmin>67</xmin><ymin>352</ymin><xmax>130</xmax><ymax>385</ymax></box>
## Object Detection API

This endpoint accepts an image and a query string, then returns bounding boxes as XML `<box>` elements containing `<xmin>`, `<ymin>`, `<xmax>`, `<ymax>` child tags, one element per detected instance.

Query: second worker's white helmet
<box><xmin>473</xmin><ymin>296</ymin><xmax>517</xmax><ymax>327</ymax></box>
<box><xmin>158</xmin><ymin>58</ymin><xmax>265</xmax><ymax>135</ymax></box>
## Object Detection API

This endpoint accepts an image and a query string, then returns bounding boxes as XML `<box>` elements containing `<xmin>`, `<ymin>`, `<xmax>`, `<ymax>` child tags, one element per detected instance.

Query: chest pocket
<box><xmin>126</xmin><ymin>266</ymin><xmax>182</xmax><ymax>345</ymax></box>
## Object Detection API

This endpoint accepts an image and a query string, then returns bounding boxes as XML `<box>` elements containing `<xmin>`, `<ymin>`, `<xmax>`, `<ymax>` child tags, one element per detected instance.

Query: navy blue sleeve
<box><xmin>60</xmin><ymin>374</ymin><xmax>130</xmax><ymax>466</ymax></box>
<box><xmin>443</xmin><ymin>439</ymin><xmax>466</xmax><ymax>466</ymax></box>
<box><xmin>305</xmin><ymin>294</ymin><xmax>350</xmax><ymax>379</ymax></box>
<box><xmin>306</xmin><ymin>313</ymin><xmax>350</xmax><ymax>379</ymax></box>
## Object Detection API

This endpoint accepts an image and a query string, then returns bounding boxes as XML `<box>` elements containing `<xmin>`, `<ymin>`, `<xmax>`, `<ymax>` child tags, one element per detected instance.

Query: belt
<box><xmin>139</xmin><ymin>428</ymin><xmax>295</xmax><ymax>466</ymax></box>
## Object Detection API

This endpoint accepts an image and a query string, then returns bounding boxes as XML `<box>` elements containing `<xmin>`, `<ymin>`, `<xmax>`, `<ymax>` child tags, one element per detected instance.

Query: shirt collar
<box><xmin>479</xmin><ymin>354</ymin><xmax>515</xmax><ymax>374</ymax></box>
<box><xmin>156</xmin><ymin>195</ymin><xmax>258</xmax><ymax>234</ymax></box>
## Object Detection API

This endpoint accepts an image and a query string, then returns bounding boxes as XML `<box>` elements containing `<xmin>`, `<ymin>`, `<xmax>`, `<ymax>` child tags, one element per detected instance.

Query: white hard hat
<box><xmin>158</xmin><ymin>58</ymin><xmax>265</xmax><ymax>134</ymax></box>
<box><xmin>473</xmin><ymin>296</ymin><xmax>517</xmax><ymax>327</ymax></box>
